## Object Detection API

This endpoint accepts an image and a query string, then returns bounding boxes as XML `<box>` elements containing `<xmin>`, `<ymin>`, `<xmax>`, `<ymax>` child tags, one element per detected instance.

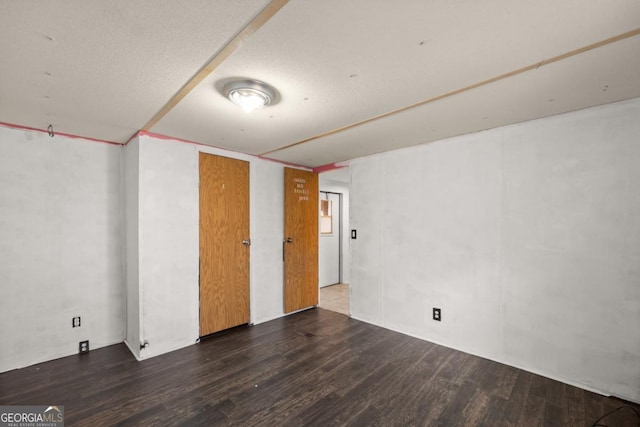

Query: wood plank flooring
<box><xmin>1</xmin><ymin>308</ymin><xmax>638</xmax><ymax>426</ymax></box>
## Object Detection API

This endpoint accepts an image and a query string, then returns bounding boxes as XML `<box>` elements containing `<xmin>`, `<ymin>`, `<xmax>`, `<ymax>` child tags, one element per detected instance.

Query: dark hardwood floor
<box><xmin>1</xmin><ymin>308</ymin><xmax>638</xmax><ymax>426</ymax></box>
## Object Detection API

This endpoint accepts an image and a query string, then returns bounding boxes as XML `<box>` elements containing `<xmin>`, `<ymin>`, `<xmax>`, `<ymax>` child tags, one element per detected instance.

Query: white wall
<box><xmin>0</xmin><ymin>129</ymin><xmax>290</xmax><ymax>366</ymax></box>
<box><xmin>0</xmin><ymin>126</ymin><xmax>125</xmax><ymax>372</ymax></box>
<box><xmin>123</xmin><ymin>136</ymin><xmax>140</xmax><ymax>359</ymax></box>
<box><xmin>137</xmin><ymin>136</ymin><xmax>200</xmax><ymax>358</ymax></box>
<box><xmin>349</xmin><ymin>97</ymin><xmax>640</xmax><ymax>403</ymax></box>
<box><xmin>134</xmin><ymin>135</ymin><xmax>287</xmax><ymax>359</ymax></box>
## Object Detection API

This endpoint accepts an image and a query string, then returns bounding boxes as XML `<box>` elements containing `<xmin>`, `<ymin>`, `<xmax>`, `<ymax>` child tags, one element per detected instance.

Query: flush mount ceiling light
<box><xmin>223</xmin><ymin>79</ymin><xmax>276</xmax><ymax>113</ymax></box>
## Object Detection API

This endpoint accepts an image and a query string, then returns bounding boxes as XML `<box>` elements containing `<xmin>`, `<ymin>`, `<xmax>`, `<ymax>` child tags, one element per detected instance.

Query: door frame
<box><xmin>319</xmin><ymin>190</ymin><xmax>342</xmax><ymax>286</ymax></box>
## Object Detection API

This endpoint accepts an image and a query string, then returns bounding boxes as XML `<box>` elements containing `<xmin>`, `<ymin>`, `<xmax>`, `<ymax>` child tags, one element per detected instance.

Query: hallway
<box><xmin>319</xmin><ymin>283</ymin><xmax>349</xmax><ymax>316</ymax></box>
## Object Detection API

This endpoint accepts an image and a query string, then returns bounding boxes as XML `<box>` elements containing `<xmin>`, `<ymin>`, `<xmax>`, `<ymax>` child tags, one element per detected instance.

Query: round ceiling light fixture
<box><xmin>223</xmin><ymin>79</ymin><xmax>276</xmax><ymax>113</ymax></box>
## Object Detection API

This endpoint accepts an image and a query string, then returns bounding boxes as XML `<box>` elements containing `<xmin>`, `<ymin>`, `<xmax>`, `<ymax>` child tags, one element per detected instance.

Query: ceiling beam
<box><xmin>141</xmin><ymin>0</ymin><xmax>289</xmax><ymax>132</ymax></box>
<box><xmin>261</xmin><ymin>27</ymin><xmax>640</xmax><ymax>157</ymax></box>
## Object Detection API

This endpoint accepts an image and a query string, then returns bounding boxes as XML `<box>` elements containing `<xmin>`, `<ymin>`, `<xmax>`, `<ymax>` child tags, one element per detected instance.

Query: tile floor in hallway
<box><xmin>319</xmin><ymin>283</ymin><xmax>349</xmax><ymax>315</ymax></box>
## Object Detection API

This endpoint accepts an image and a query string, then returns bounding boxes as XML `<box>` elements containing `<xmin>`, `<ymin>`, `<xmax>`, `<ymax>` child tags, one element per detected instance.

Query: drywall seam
<box><xmin>119</xmin><ymin>147</ymin><xmax>128</xmax><ymax>349</ymax></box>
<box><xmin>138</xmin><ymin>139</ymin><xmax>146</xmax><ymax>352</ymax></box>
<box><xmin>313</xmin><ymin>163</ymin><xmax>349</xmax><ymax>174</ymax></box>
<box><xmin>497</xmin><ymin>132</ymin><xmax>506</xmax><ymax>361</ymax></box>
<box><xmin>0</xmin><ymin>121</ymin><xmax>121</xmax><ymax>146</ymax></box>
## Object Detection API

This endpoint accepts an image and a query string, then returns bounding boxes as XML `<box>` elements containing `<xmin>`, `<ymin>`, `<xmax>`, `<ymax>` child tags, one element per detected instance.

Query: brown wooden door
<box><xmin>284</xmin><ymin>167</ymin><xmax>319</xmax><ymax>313</ymax></box>
<box><xmin>199</xmin><ymin>153</ymin><xmax>250</xmax><ymax>336</ymax></box>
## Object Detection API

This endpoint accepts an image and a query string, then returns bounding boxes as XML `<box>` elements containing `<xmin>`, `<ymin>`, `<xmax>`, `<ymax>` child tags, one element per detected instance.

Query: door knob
<box><xmin>285</xmin><ymin>237</ymin><xmax>293</xmax><ymax>243</ymax></box>
<box><xmin>242</xmin><ymin>239</ymin><xmax>251</xmax><ymax>246</ymax></box>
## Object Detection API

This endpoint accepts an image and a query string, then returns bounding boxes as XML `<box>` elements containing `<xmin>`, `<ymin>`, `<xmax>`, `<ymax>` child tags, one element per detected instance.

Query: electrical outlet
<box><xmin>79</xmin><ymin>340</ymin><xmax>89</xmax><ymax>354</ymax></box>
<box><xmin>351</xmin><ymin>229</ymin><xmax>357</xmax><ymax>239</ymax></box>
<box><xmin>72</xmin><ymin>317</ymin><xmax>81</xmax><ymax>328</ymax></box>
<box><xmin>433</xmin><ymin>308</ymin><xmax>441</xmax><ymax>321</ymax></box>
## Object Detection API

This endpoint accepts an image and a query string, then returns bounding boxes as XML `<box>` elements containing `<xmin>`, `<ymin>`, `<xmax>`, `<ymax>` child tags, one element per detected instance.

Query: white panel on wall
<box><xmin>350</xmin><ymin>157</ymin><xmax>384</xmax><ymax>324</ymax></box>
<box><xmin>249</xmin><ymin>159</ymin><xmax>286</xmax><ymax>324</ymax></box>
<box><xmin>499</xmin><ymin>99</ymin><xmax>640</xmax><ymax>401</ymax></box>
<box><xmin>138</xmin><ymin>136</ymin><xmax>200</xmax><ymax>359</ymax></box>
<box><xmin>380</xmin><ymin>135</ymin><xmax>502</xmax><ymax>357</ymax></box>
<box><xmin>0</xmin><ymin>126</ymin><xmax>125</xmax><ymax>373</ymax></box>
<box><xmin>123</xmin><ymin>137</ymin><xmax>140</xmax><ymax>359</ymax></box>
<box><xmin>349</xmin><ymin>97</ymin><xmax>640</xmax><ymax>403</ymax></box>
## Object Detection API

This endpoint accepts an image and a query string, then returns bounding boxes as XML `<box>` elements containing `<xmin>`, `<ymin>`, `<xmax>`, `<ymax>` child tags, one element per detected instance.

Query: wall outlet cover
<box><xmin>433</xmin><ymin>308</ymin><xmax>441</xmax><ymax>321</ymax></box>
<box><xmin>72</xmin><ymin>316</ymin><xmax>81</xmax><ymax>328</ymax></box>
<box><xmin>79</xmin><ymin>340</ymin><xmax>89</xmax><ymax>354</ymax></box>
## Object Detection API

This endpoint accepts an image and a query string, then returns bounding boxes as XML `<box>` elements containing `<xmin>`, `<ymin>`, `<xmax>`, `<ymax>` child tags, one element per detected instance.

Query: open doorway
<box><xmin>319</xmin><ymin>191</ymin><xmax>341</xmax><ymax>286</ymax></box>
<box><xmin>318</xmin><ymin>167</ymin><xmax>350</xmax><ymax>316</ymax></box>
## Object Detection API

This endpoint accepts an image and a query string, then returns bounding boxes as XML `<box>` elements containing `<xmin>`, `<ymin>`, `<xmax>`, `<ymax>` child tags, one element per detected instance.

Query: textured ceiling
<box><xmin>1</xmin><ymin>0</ymin><xmax>639</xmax><ymax>168</ymax></box>
<box><xmin>0</xmin><ymin>0</ymin><xmax>270</xmax><ymax>142</ymax></box>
